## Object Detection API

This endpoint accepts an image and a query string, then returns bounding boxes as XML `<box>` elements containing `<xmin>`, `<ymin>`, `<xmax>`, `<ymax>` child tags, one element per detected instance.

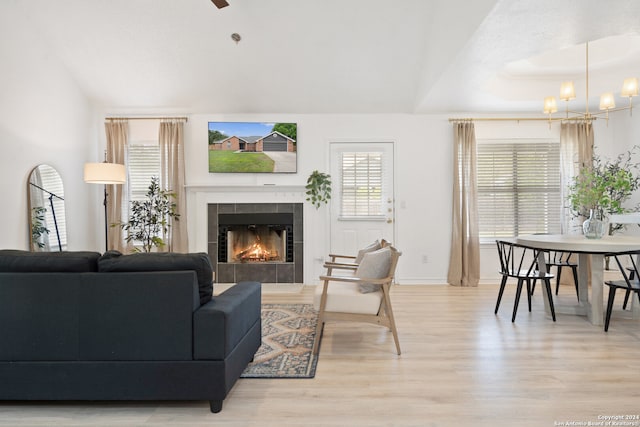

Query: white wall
<box><xmin>170</xmin><ymin>112</ymin><xmax>640</xmax><ymax>285</ymax></box>
<box><xmin>0</xmin><ymin>3</ymin><xmax>95</xmax><ymax>251</ymax></box>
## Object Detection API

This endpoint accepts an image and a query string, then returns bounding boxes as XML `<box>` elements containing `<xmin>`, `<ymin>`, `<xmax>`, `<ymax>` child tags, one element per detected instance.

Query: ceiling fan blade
<box><xmin>211</xmin><ymin>0</ymin><xmax>229</xmax><ymax>8</ymax></box>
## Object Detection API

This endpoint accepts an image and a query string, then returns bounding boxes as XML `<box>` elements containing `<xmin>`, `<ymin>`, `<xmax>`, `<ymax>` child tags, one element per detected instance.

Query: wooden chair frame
<box><xmin>313</xmin><ymin>246</ymin><xmax>401</xmax><ymax>355</ymax></box>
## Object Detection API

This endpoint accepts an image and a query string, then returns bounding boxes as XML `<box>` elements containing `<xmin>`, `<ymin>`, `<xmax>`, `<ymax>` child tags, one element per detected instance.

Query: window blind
<box><xmin>127</xmin><ymin>141</ymin><xmax>161</xmax><ymax>202</ymax></box>
<box><xmin>477</xmin><ymin>139</ymin><xmax>561</xmax><ymax>240</ymax></box>
<box><xmin>340</xmin><ymin>152</ymin><xmax>384</xmax><ymax>218</ymax></box>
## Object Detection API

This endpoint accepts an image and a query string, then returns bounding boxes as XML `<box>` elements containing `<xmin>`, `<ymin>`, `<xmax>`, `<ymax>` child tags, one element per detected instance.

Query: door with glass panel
<box><xmin>329</xmin><ymin>142</ymin><xmax>395</xmax><ymax>256</ymax></box>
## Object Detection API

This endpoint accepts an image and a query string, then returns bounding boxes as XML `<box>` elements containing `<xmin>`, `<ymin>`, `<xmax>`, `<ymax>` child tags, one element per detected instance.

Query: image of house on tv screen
<box><xmin>208</xmin><ymin>122</ymin><xmax>297</xmax><ymax>173</ymax></box>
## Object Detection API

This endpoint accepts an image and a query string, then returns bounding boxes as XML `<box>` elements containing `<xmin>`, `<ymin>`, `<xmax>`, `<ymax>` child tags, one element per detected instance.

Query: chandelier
<box><xmin>542</xmin><ymin>42</ymin><xmax>639</xmax><ymax>123</ymax></box>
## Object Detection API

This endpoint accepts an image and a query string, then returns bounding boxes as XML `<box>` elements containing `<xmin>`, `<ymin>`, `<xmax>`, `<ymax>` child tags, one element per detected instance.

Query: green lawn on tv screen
<box><xmin>208</xmin><ymin>151</ymin><xmax>275</xmax><ymax>173</ymax></box>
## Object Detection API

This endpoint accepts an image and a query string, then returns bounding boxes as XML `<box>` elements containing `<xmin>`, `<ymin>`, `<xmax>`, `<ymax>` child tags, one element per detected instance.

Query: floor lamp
<box><xmin>84</xmin><ymin>161</ymin><xmax>126</xmax><ymax>252</ymax></box>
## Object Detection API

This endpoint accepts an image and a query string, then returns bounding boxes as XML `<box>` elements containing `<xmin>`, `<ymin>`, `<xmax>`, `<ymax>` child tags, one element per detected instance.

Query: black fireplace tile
<box><xmin>207</xmin><ymin>243</ymin><xmax>218</xmax><ymax>265</ymax></box>
<box><xmin>276</xmin><ymin>203</ymin><xmax>294</xmax><ymax>213</ymax></box>
<box><xmin>276</xmin><ymin>263</ymin><xmax>295</xmax><ymax>283</ymax></box>
<box><xmin>294</xmin><ymin>243</ymin><xmax>304</xmax><ymax>282</ymax></box>
<box><xmin>234</xmin><ymin>203</ymin><xmax>256</xmax><ymax>213</ymax></box>
<box><xmin>294</xmin><ymin>209</ymin><xmax>303</xmax><ymax>241</ymax></box>
<box><xmin>253</xmin><ymin>203</ymin><xmax>278</xmax><ymax>213</ymax></box>
<box><xmin>208</xmin><ymin>205</ymin><xmax>219</xmax><ymax>242</ymax></box>
<box><xmin>218</xmin><ymin>204</ymin><xmax>237</xmax><ymax>214</ymax></box>
<box><xmin>207</xmin><ymin>209</ymin><xmax>218</xmax><ymax>243</ymax></box>
<box><xmin>217</xmin><ymin>263</ymin><xmax>236</xmax><ymax>284</ymax></box>
<box><xmin>236</xmin><ymin>263</ymin><xmax>276</xmax><ymax>283</ymax></box>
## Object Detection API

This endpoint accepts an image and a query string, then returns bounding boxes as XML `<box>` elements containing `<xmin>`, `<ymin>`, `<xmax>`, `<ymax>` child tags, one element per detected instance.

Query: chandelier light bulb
<box><xmin>543</xmin><ymin>96</ymin><xmax>558</xmax><ymax>114</ymax></box>
<box><xmin>599</xmin><ymin>92</ymin><xmax>616</xmax><ymax>111</ymax></box>
<box><xmin>559</xmin><ymin>81</ymin><xmax>576</xmax><ymax>101</ymax></box>
<box><xmin>621</xmin><ymin>77</ymin><xmax>639</xmax><ymax>98</ymax></box>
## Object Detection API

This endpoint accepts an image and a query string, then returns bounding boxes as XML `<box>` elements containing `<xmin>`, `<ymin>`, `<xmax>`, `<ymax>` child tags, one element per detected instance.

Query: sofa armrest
<box><xmin>193</xmin><ymin>281</ymin><xmax>261</xmax><ymax>360</ymax></box>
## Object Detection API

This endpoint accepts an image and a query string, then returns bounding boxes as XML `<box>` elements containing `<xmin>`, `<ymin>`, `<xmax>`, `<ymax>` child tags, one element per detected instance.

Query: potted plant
<box><xmin>305</xmin><ymin>170</ymin><xmax>332</xmax><ymax>209</ymax></box>
<box><xmin>568</xmin><ymin>147</ymin><xmax>640</xmax><ymax>238</ymax></box>
<box><xmin>116</xmin><ymin>176</ymin><xmax>180</xmax><ymax>252</ymax></box>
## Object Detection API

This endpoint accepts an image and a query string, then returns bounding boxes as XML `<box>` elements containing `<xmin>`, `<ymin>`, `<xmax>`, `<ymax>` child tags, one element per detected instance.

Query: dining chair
<box><xmin>623</xmin><ymin>267</ymin><xmax>636</xmax><ymax>310</ymax></box>
<box><xmin>312</xmin><ymin>245</ymin><xmax>401</xmax><ymax>355</ymax></box>
<box><xmin>495</xmin><ymin>240</ymin><xmax>556</xmax><ymax>322</ymax></box>
<box><xmin>604</xmin><ymin>251</ymin><xmax>640</xmax><ymax>331</ymax></box>
<box><xmin>531</xmin><ymin>250</ymin><xmax>580</xmax><ymax>300</ymax></box>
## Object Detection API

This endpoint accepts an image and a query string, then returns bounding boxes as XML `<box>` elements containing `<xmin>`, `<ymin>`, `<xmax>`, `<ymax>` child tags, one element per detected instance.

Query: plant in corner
<box><xmin>568</xmin><ymin>146</ymin><xmax>640</xmax><ymax>237</ymax></box>
<box><xmin>305</xmin><ymin>170</ymin><xmax>332</xmax><ymax>209</ymax></box>
<box><xmin>117</xmin><ymin>176</ymin><xmax>180</xmax><ymax>252</ymax></box>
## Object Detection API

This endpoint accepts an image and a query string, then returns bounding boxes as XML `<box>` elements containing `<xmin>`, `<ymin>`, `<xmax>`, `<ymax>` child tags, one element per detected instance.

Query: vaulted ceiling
<box><xmin>11</xmin><ymin>0</ymin><xmax>640</xmax><ymax>114</ymax></box>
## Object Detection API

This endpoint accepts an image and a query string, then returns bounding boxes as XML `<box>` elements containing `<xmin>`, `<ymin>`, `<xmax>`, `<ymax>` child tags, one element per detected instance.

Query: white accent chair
<box><xmin>312</xmin><ymin>245</ymin><xmax>401</xmax><ymax>355</ymax></box>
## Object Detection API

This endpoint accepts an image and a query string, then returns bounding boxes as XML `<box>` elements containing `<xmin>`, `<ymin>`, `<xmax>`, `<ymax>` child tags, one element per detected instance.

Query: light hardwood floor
<box><xmin>1</xmin><ymin>284</ymin><xmax>639</xmax><ymax>427</ymax></box>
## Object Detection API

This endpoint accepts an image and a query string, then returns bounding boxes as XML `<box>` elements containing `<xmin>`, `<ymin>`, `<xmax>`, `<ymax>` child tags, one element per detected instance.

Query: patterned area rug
<box><xmin>241</xmin><ymin>304</ymin><xmax>319</xmax><ymax>378</ymax></box>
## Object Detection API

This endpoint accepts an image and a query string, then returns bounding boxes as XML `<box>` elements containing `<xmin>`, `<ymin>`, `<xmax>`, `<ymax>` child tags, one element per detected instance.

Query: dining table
<box><xmin>515</xmin><ymin>233</ymin><xmax>640</xmax><ymax>326</ymax></box>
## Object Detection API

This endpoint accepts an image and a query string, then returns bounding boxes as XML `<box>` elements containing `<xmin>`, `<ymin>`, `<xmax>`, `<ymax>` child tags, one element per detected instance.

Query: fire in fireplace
<box><xmin>229</xmin><ymin>224</ymin><xmax>285</xmax><ymax>262</ymax></box>
<box><xmin>218</xmin><ymin>213</ymin><xmax>294</xmax><ymax>264</ymax></box>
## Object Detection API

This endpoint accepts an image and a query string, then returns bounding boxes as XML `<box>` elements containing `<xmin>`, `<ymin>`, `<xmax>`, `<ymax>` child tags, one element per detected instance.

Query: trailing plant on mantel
<box><xmin>116</xmin><ymin>176</ymin><xmax>180</xmax><ymax>252</ymax></box>
<box><xmin>305</xmin><ymin>170</ymin><xmax>332</xmax><ymax>209</ymax></box>
<box><xmin>568</xmin><ymin>146</ymin><xmax>640</xmax><ymax>235</ymax></box>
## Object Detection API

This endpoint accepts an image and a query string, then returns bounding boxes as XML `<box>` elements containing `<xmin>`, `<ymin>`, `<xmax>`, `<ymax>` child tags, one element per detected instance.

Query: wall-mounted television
<box><xmin>208</xmin><ymin>122</ymin><xmax>297</xmax><ymax>173</ymax></box>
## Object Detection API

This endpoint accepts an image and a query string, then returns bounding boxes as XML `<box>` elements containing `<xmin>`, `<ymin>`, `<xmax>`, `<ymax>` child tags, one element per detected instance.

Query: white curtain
<box><xmin>447</xmin><ymin>122</ymin><xmax>480</xmax><ymax>287</ymax></box>
<box><xmin>105</xmin><ymin>120</ymin><xmax>129</xmax><ymax>252</ymax></box>
<box><xmin>560</xmin><ymin>121</ymin><xmax>594</xmax><ymax>234</ymax></box>
<box><xmin>159</xmin><ymin>120</ymin><xmax>188</xmax><ymax>253</ymax></box>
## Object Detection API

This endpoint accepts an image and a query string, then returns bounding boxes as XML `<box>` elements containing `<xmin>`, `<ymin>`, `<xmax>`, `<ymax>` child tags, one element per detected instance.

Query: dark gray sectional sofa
<box><xmin>0</xmin><ymin>249</ymin><xmax>262</xmax><ymax>413</ymax></box>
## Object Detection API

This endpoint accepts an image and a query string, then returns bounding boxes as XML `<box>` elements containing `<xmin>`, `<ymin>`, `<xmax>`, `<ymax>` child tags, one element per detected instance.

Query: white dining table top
<box><xmin>515</xmin><ymin>233</ymin><xmax>640</xmax><ymax>254</ymax></box>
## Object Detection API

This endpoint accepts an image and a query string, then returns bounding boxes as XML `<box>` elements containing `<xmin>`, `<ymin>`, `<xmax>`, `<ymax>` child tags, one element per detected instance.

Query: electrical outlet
<box><xmin>422</xmin><ymin>254</ymin><xmax>428</xmax><ymax>264</ymax></box>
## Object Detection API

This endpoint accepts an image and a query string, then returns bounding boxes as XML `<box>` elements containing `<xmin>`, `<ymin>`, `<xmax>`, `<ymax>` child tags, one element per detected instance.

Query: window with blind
<box><xmin>340</xmin><ymin>152</ymin><xmax>384</xmax><ymax>219</ymax></box>
<box><xmin>477</xmin><ymin>139</ymin><xmax>561</xmax><ymax>241</ymax></box>
<box><xmin>127</xmin><ymin>141</ymin><xmax>160</xmax><ymax>202</ymax></box>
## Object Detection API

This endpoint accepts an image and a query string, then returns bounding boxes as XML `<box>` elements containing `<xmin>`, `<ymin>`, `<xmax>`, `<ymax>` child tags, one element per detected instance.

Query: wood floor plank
<box><xmin>1</xmin><ymin>284</ymin><xmax>639</xmax><ymax>426</ymax></box>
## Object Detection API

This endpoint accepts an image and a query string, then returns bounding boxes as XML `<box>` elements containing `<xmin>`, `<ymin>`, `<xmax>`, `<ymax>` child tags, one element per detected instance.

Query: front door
<box><xmin>329</xmin><ymin>142</ymin><xmax>395</xmax><ymax>256</ymax></box>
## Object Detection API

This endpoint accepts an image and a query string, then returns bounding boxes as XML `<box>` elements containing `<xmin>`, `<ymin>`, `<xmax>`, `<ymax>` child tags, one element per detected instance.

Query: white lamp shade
<box><xmin>543</xmin><ymin>96</ymin><xmax>558</xmax><ymax>114</ymax></box>
<box><xmin>621</xmin><ymin>77</ymin><xmax>639</xmax><ymax>97</ymax></box>
<box><xmin>599</xmin><ymin>92</ymin><xmax>616</xmax><ymax>110</ymax></box>
<box><xmin>84</xmin><ymin>162</ymin><xmax>126</xmax><ymax>184</ymax></box>
<box><xmin>560</xmin><ymin>81</ymin><xmax>576</xmax><ymax>101</ymax></box>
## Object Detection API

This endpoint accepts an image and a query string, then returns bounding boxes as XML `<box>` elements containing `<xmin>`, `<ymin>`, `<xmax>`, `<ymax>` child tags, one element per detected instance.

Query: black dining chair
<box><xmin>604</xmin><ymin>251</ymin><xmax>640</xmax><ymax>331</ymax></box>
<box><xmin>623</xmin><ymin>266</ymin><xmax>637</xmax><ymax>310</ymax></box>
<box><xmin>531</xmin><ymin>250</ymin><xmax>580</xmax><ymax>300</ymax></box>
<box><xmin>495</xmin><ymin>240</ymin><xmax>557</xmax><ymax>322</ymax></box>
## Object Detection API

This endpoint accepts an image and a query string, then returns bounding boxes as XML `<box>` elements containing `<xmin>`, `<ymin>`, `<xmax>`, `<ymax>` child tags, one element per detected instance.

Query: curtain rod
<box><xmin>448</xmin><ymin>117</ymin><xmax>596</xmax><ymax>123</ymax></box>
<box><xmin>105</xmin><ymin>116</ymin><xmax>188</xmax><ymax>122</ymax></box>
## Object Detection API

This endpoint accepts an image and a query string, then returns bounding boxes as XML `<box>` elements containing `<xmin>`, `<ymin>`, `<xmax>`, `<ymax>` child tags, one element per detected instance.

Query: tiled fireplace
<box><xmin>207</xmin><ymin>203</ymin><xmax>303</xmax><ymax>283</ymax></box>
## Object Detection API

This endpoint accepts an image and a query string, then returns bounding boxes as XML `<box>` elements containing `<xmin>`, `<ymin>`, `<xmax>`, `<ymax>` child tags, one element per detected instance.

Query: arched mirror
<box><xmin>28</xmin><ymin>164</ymin><xmax>67</xmax><ymax>251</ymax></box>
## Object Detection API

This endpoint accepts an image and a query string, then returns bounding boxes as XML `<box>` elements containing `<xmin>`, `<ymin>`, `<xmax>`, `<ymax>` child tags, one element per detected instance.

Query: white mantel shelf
<box><xmin>186</xmin><ymin>184</ymin><xmax>306</xmax><ymax>193</ymax></box>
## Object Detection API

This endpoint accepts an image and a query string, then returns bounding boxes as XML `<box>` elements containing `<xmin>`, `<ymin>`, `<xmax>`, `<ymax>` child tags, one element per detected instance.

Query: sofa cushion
<box><xmin>0</xmin><ymin>249</ymin><xmax>101</xmax><ymax>273</ymax></box>
<box><xmin>98</xmin><ymin>251</ymin><xmax>214</xmax><ymax>305</ymax></box>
